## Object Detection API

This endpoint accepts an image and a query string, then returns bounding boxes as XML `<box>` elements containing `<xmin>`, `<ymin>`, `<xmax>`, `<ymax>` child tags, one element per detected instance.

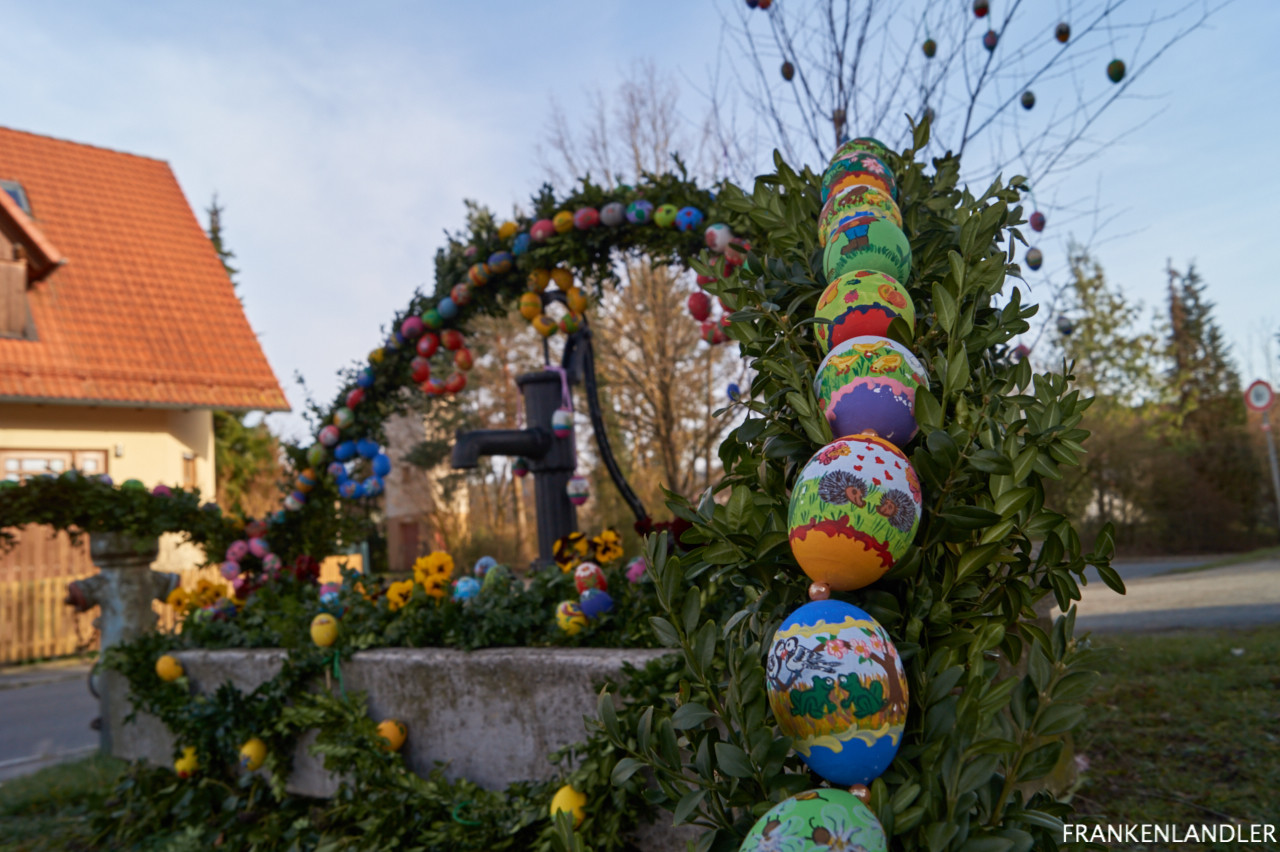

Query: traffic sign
<box><xmin>1245</xmin><ymin>380</ymin><xmax>1275</xmax><ymax>412</ymax></box>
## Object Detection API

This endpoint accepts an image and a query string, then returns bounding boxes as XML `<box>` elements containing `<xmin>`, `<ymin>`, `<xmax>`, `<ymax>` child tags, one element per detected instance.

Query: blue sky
<box><xmin>0</xmin><ymin>1</ymin><xmax>1275</xmax><ymax>440</ymax></box>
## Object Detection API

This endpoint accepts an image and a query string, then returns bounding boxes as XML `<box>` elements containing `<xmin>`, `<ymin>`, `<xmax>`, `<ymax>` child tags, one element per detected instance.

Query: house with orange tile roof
<box><xmin>0</xmin><ymin>125</ymin><xmax>288</xmax><ymax>514</ymax></box>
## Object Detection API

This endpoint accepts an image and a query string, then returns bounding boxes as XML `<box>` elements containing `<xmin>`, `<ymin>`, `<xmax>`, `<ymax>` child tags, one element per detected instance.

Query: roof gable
<box><xmin>0</xmin><ymin>126</ymin><xmax>289</xmax><ymax>412</ymax></box>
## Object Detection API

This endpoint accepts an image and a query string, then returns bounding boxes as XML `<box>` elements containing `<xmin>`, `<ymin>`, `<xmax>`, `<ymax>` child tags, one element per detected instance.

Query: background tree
<box><xmin>206</xmin><ymin>195</ymin><xmax>281</xmax><ymax>518</ymax></box>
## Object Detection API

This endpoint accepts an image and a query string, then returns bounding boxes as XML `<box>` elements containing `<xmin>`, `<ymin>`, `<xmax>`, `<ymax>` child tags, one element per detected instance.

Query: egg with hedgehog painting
<box><xmin>765</xmin><ymin>599</ymin><xmax>908</xmax><ymax>786</ymax></box>
<box><xmin>813</xmin><ymin>336</ymin><xmax>927</xmax><ymax>446</ymax></box>
<box><xmin>814</xmin><ymin>270</ymin><xmax>914</xmax><ymax>354</ymax></box>
<box><xmin>740</xmin><ymin>788</ymin><xmax>887</xmax><ymax>852</ymax></box>
<box><xmin>787</xmin><ymin>434</ymin><xmax>921</xmax><ymax>591</ymax></box>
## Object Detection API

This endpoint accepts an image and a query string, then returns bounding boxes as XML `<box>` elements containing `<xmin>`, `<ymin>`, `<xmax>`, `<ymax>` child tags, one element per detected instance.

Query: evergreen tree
<box><xmin>1166</xmin><ymin>262</ymin><xmax>1244</xmax><ymax>439</ymax></box>
<box><xmin>206</xmin><ymin>193</ymin><xmax>239</xmax><ymax>288</ymax></box>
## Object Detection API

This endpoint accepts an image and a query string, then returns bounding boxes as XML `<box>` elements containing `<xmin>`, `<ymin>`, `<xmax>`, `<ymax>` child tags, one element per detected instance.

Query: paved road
<box><xmin>1065</xmin><ymin>556</ymin><xmax>1280</xmax><ymax>633</ymax></box>
<box><xmin>0</xmin><ymin>664</ymin><xmax>99</xmax><ymax>782</ymax></box>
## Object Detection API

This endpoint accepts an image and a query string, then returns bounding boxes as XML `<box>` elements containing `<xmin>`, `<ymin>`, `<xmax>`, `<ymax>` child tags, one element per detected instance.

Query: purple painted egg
<box><xmin>625</xmin><ymin>200</ymin><xmax>653</xmax><ymax>224</ymax></box>
<box><xmin>814</xmin><ymin>337</ymin><xmax>928</xmax><ymax>446</ymax></box>
<box><xmin>488</xmin><ymin>251</ymin><xmax>513</xmax><ymax>274</ymax></box>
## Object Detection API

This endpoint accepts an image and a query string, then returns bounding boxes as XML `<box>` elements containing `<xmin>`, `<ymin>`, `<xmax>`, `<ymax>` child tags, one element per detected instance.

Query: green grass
<box><xmin>1161</xmin><ymin>545</ymin><xmax>1280</xmax><ymax>575</ymax></box>
<box><xmin>0</xmin><ymin>753</ymin><xmax>125</xmax><ymax>851</ymax></box>
<box><xmin>1074</xmin><ymin>626</ymin><xmax>1280</xmax><ymax>848</ymax></box>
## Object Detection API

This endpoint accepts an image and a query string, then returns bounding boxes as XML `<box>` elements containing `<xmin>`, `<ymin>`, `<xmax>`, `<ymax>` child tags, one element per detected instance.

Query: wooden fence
<box><xmin>0</xmin><ymin>526</ymin><xmax>365</xmax><ymax>665</ymax></box>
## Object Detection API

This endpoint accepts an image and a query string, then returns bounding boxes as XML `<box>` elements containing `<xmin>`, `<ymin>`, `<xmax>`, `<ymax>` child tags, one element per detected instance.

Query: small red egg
<box><xmin>441</xmin><ymin>329</ymin><xmax>464</xmax><ymax>351</ymax></box>
<box><xmin>444</xmin><ymin>372</ymin><xmax>467</xmax><ymax>394</ymax></box>
<box><xmin>410</xmin><ymin>357</ymin><xmax>431</xmax><ymax>384</ymax></box>
<box><xmin>416</xmin><ymin>333</ymin><xmax>439</xmax><ymax>358</ymax></box>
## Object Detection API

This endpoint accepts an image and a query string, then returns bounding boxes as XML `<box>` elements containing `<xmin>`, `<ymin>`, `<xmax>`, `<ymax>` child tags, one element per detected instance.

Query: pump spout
<box><xmin>450</xmin><ymin>428</ymin><xmax>552</xmax><ymax>469</ymax></box>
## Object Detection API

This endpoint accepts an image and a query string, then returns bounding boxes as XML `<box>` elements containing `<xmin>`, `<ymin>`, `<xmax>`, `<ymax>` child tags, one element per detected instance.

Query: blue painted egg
<box><xmin>362</xmin><ymin>477</ymin><xmax>383</xmax><ymax>497</ymax></box>
<box><xmin>675</xmin><ymin>206</ymin><xmax>704</xmax><ymax>232</ymax></box>
<box><xmin>741</xmin><ymin>789</ymin><xmax>887</xmax><ymax>852</ymax></box>
<box><xmin>372</xmin><ymin>453</ymin><xmax>391</xmax><ymax>477</ymax></box>
<box><xmin>437</xmin><ymin>297</ymin><xmax>458</xmax><ymax>320</ymax></box>
<box><xmin>453</xmin><ymin>576</ymin><xmax>481</xmax><ymax>600</ymax></box>
<box><xmin>625</xmin><ymin>200</ymin><xmax>653</xmax><ymax>224</ymax></box>
<box><xmin>513</xmin><ymin>233</ymin><xmax>531</xmax><ymax>255</ymax></box>
<box><xmin>488</xmin><ymin>251</ymin><xmax>513</xmax><ymax>274</ymax></box>
<box><xmin>600</xmin><ymin>202</ymin><xmax>625</xmax><ymax>227</ymax></box>
<box><xmin>339</xmin><ymin>480</ymin><xmax>360</xmax><ymax>499</ymax></box>
<box><xmin>579</xmin><ymin>589</ymin><xmax>613</xmax><ymax>619</ymax></box>
<box><xmin>356</xmin><ymin>439</ymin><xmax>380</xmax><ymax>459</ymax></box>
<box><xmin>766</xmin><ymin>600</ymin><xmax>908</xmax><ymax>786</ymax></box>
<box><xmin>474</xmin><ymin>555</ymin><xmax>497</xmax><ymax>577</ymax></box>
<box><xmin>334</xmin><ymin>441</ymin><xmax>357</xmax><ymax>462</ymax></box>
<box><xmin>356</xmin><ymin>368</ymin><xmax>375</xmax><ymax>389</ymax></box>
<box><xmin>326</xmin><ymin>461</ymin><xmax>346</xmax><ymax>479</ymax></box>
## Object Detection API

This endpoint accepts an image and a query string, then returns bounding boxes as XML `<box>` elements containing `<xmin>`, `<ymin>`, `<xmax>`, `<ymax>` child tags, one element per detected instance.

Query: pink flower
<box><xmin>824</xmin><ymin>639</ymin><xmax>852</xmax><ymax>659</ymax></box>
<box><xmin>625</xmin><ymin>557</ymin><xmax>648</xmax><ymax>584</ymax></box>
<box><xmin>152</xmin><ymin>484</ymin><xmax>172</xmax><ymax>497</ymax></box>
<box><xmin>862</xmin><ymin>158</ymin><xmax>885</xmax><ymax>175</ymax></box>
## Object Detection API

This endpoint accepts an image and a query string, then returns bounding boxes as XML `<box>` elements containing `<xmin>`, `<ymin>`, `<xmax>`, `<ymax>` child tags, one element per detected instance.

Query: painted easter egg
<box><xmin>814</xmin><ymin>271</ymin><xmax>914</xmax><ymax>354</ymax></box>
<box><xmin>550</xmin><ymin>268</ymin><xmax>573</xmax><ymax>291</ymax></box>
<box><xmin>781</xmin><ymin>59</ymin><xmax>795</xmax><ymax>80</ymax></box>
<box><xmin>566</xmin><ymin>287</ymin><xmax>588</xmax><ymax>314</ymax></box>
<box><xmin>410</xmin><ymin>356</ymin><xmax>431</xmax><ymax>383</ymax></box>
<box><xmin>417</xmin><ymin>332</ymin><xmax>440</xmax><ymax>357</ymax></box>
<box><xmin>368</xmin><ymin>347</ymin><xmax>386</xmax><ymax>363</ymax></box>
<box><xmin>422</xmin><ymin>309</ymin><xmax>443</xmax><ymax>330</ymax></box>
<box><xmin>766</xmin><ymin>600</ymin><xmax>908</xmax><ymax>786</ymax></box>
<box><xmin>437</xmin><ymin>297</ymin><xmax>458</xmax><ymax>320</ymax></box>
<box><xmin>704</xmin><ymin>223</ymin><xmax>732</xmax><ymax>253</ymax></box>
<box><xmin>450</xmin><ymin>282</ymin><xmax>472</xmax><ymax>307</ymax></box>
<box><xmin>296</xmin><ymin>469</ymin><xmax>317</xmax><ymax>493</ymax></box>
<box><xmin>346</xmin><ymin>388</ymin><xmax>366</xmax><ymax>410</ymax></box>
<box><xmin>832</xmin><ymin>136</ymin><xmax>891</xmax><ymax>164</ymax></box>
<box><xmin>822</xmin><ymin>218</ymin><xmax>912</xmax><ymax>284</ymax></box>
<box><xmin>284</xmin><ymin>494</ymin><xmax>303</xmax><ymax>511</ymax></box>
<box><xmin>556</xmin><ymin>600</ymin><xmax>588</xmax><ymax>635</ymax></box>
<box><xmin>787</xmin><ymin>435</ymin><xmax>922</xmax><ymax>591</ymax></box>
<box><xmin>356</xmin><ymin>368</ymin><xmax>375</xmax><ymax>389</ymax></box>
<box><xmin>741</xmin><ymin>788</ymin><xmax>887</xmax><ymax>852</ymax></box>
<box><xmin>532</xmin><ymin>315</ymin><xmax>558</xmax><ymax>338</ymax></box>
<box><xmin>560</xmin><ymin>314</ymin><xmax>581</xmax><ymax>335</ymax></box>
<box><xmin>531</xmin><ymin>219</ymin><xmax>555</xmax><ymax>241</ymax></box>
<box><xmin>488</xmin><ymin>251</ymin><xmax>514</xmax><ymax>275</ymax></box>
<box><xmin>512</xmin><ymin>457</ymin><xmax>529</xmax><ymax>478</ymax></box>
<box><xmin>983</xmin><ymin>29</ymin><xmax>998</xmax><ymax>50</ymax></box>
<box><xmin>1025</xmin><ymin>247</ymin><xmax>1043</xmax><ymax>270</ymax></box>
<box><xmin>441</xmin><ymin>329</ymin><xmax>464</xmax><ymax>351</ymax></box>
<box><xmin>814</xmin><ymin>336</ymin><xmax>927</xmax><ymax>445</ymax></box>
<box><xmin>600</xmin><ymin>202</ymin><xmax>625</xmax><ymax>226</ymax></box>
<box><xmin>573</xmin><ymin>207</ymin><xmax>599</xmax><ymax>229</ymax></box>
<box><xmin>443</xmin><ymin>372</ymin><xmax>467</xmax><ymax>394</ymax></box>
<box><xmin>453</xmin><ymin>576</ymin><xmax>481</xmax><ymax>600</ymax></box>
<box><xmin>1021</xmin><ymin>90</ymin><xmax>1035</xmax><ymax>110</ymax></box>
<box><xmin>468</xmin><ymin>263</ymin><xmax>490</xmax><ymax>288</ymax></box>
<box><xmin>922</xmin><ymin>37</ymin><xmax>937</xmax><ymax>58</ymax></box>
<box><xmin>552</xmin><ymin>211</ymin><xmax>573</xmax><ymax>234</ymax></box>
<box><xmin>550</xmin><ymin>784</ymin><xmax>586</xmax><ymax>827</ymax></box>
<box><xmin>239</xmin><ymin>738</ymin><xmax>266</xmax><ymax>771</ymax></box>
<box><xmin>310</xmin><ymin>613</ymin><xmax>339</xmax><ymax>647</ymax></box>
<box><xmin>306</xmin><ymin>443</ymin><xmax>327</xmax><ymax>467</ymax></box>
<box><xmin>818</xmin><ymin>185</ymin><xmax>901</xmax><ymax>245</ymax></box>
<box><xmin>1055</xmin><ymin>21</ymin><xmax>1070</xmax><ymax>43</ymax></box>
<box><xmin>567</xmin><ymin>475</ymin><xmax>590</xmax><ymax>506</ymax></box>
<box><xmin>821</xmin><ymin>153</ymin><xmax>896</xmax><ymax>203</ymax></box>
<box><xmin>400</xmin><ymin>316</ymin><xmax>425</xmax><ymax>340</ymax></box>
<box><xmin>1029</xmin><ymin>211</ymin><xmax>1046</xmax><ymax>232</ymax></box>
<box><xmin>520</xmin><ymin>291</ymin><xmax>543</xmax><ymax>320</ymax></box>
<box><xmin>626</xmin><ymin>200</ymin><xmax>654</xmax><ymax>224</ymax></box>
<box><xmin>156</xmin><ymin>655</ymin><xmax>184</xmax><ymax>682</ymax></box>
<box><xmin>528</xmin><ymin>269</ymin><xmax>551</xmax><ymax>292</ymax></box>
<box><xmin>574</xmin><ymin>562</ymin><xmax>607</xmax><ymax>593</ymax></box>
<box><xmin>174</xmin><ymin>746</ymin><xmax>199</xmax><ymax>779</ymax></box>
<box><xmin>974</xmin><ymin>0</ymin><xmax>989</xmax><ymax>16</ymax></box>
<box><xmin>513</xmin><ymin>232</ymin><xmax>531</xmax><ymax>255</ymax></box>
<box><xmin>579</xmin><ymin>588</ymin><xmax>613</xmax><ymax>619</ymax></box>
<box><xmin>454</xmin><ymin>348</ymin><xmax>474</xmax><ymax>371</ymax></box>
<box><xmin>1107</xmin><ymin>58</ymin><xmax>1125</xmax><ymax>83</ymax></box>
<box><xmin>331</xmin><ymin>407</ymin><xmax>353</xmax><ymax>430</ymax></box>
<box><xmin>675</xmin><ymin>206</ymin><xmax>704</xmax><ymax>232</ymax></box>
<box><xmin>377</xmin><ymin>720</ymin><xmax>407</xmax><ymax>752</ymax></box>
<box><xmin>552</xmin><ymin>408</ymin><xmax>574</xmax><ymax>438</ymax></box>
<box><xmin>498</xmin><ymin>220</ymin><xmax>518</xmax><ymax>240</ymax></box>
<box><xmin>372</xmin><ymin>453</ymin><xmax>392</xmax><ymax>477</ymax></box>
<box><xmin>688</xmin><ymin>291</ymin><xmax>711</xmax><ymax>321</ymax></box>
<box><xmin>654</xmin><ymin>204</ymin><xmax>678</xmax><ymax>228</ymax></box>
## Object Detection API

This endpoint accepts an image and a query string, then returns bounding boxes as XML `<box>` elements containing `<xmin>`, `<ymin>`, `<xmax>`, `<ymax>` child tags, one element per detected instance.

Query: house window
<box><xmin>1</xmin><ymin>449</ymin><xmax>107</xmax><ymax>482</ymax></box>
<box><xmin>0</xmin><ymin>180</ymin><xmax>32</xmax><ymax>215</ymax></box>
<box><xmin>182</xmin><ymin>453</ymin><xmax>197</xmax><ymax>489</ymax></box>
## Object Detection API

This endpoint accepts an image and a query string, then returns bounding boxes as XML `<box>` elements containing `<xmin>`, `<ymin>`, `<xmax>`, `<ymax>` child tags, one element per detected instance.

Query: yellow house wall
<box><xmin>0</xmin><ymin>403</ymin><xmax>217</xmax><ymax>570</ymax></box>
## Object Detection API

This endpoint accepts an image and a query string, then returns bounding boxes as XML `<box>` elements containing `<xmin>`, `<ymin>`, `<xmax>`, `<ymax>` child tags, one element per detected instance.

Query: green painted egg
<box><xmin>818</xmin><ymin>185</ymin><xmax>900</xmax><ymax>245</ymax></box>
<box><xmin>788</xmin><ymin>434</ymin><xmax>921</xmax><ymax>591</ymax></box>
<box><xmin>654</xmin><ymin>204</ymin><xmax>678</xmax><ymax>228</ymax></box>
<box><xmin>832</xmin><ymin>136</ymin><xmax>891</xmax><ymax>164</ymax></box>
<box><xmin>822</xmin><ymin>218</ymin><xmax>911</xmax><ymax>284</ymax></box>
<box><xmin>740</xmin><ymin>788</ymin><xmax>887</xmax><ymax>852</ymax></box>
<box><xmin>814</xmin><ymin>270</ymin><xmax>914</xmax><ymax>354</ymax></box>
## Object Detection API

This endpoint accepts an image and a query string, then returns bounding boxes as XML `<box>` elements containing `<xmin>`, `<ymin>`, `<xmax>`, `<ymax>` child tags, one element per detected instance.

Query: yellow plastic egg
<box><xmin>239</xmin><ymin>737</ymin><xmax>267</xmax><ymax>771</ymax></box>
<box><xmin>532</xmin><ymin>315</ymin><xmax>558</xmax><ymax>338</ymax></box>
<box><xmin>519</xmin><ymin>292</ymin><xmax>543</xmax><ymax>321</ymax></box>
<box><xmin>310</xmin><ymin>613</ymin><xmax>339</xmax><ymax>647</ymax></box>
<box><xmin>155</xmin><ymin>654</ymin><xmax>184</xmax><ymax>682</ymax></box>
<box><xmin>566</xmin><ymin>287</ymin><xmax>588</xmax><ymax>314</ymax></box>
<box><xmin>174</xmin><ymin>746</ymin><xmax>198</xmax><ymax>778</ymax></box>
<box><xmin>528</xmin><ymin>269</ymin><xmax>551</xmax><ymax>292</ymax></box>
<box><xmin>377</xmin><ymin>719</ymin><xmax>407</xmax><ymax>752</ymax></box>
<box><xmin>549</xmin><ymin>268</ymin><xmax>573</xmax><ymax>291</ymax></box>
<box><xmin>553</xmin><ymin>211</ymin><xmax>574</xmax><ymax>234</ymax></box>
<box><xmin>550</xmin><ymin>784</ymin><xmax>587</xmax><ymax>827</ymax></box>
<box><xmin>498</xmin><ymin>220</ymin><xmax>518</xmax><ymax>240</ymax></box>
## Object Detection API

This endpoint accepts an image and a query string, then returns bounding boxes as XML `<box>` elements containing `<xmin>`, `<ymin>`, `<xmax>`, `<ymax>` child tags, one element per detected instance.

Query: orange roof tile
<box><xmin>0</xmin><ymin>126</ymin><xmax>289</xmax><ymax>412</ymax></box>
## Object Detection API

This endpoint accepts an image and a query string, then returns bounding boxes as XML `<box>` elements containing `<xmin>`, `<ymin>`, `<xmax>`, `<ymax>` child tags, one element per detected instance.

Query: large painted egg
<box><xmin>468</xmin><ymin>263</ymin><xmax>490</xmax><ymax>288</ymax></box>
<box><xmin>626</xmin><ymin>200</ymin><xmax>653</xmax><ymax>224</ymax></box>
<box><xmin>579</xmin><ymin>588</ymin><xmax>613</xmax><ymax>619</ymax></box>
<box><xmin>818</xmin><ymin>185</ymin><xmax>901</xmax><ymax>245</ymax></box>
<box><xmin>741</xmin><ymin>788</ymin><xmax>887</xmax><ymax>852</ymax></box>
<box><xmin>821</xmin><ymin>152</ymin><xmax>897</xmax><ymax>203</ymax></box>
<box><xmin>488</xmin><ymin>251</ymin><xmax>513</xmax><ymax>275</ymax></box>
<box><xmin>556</xmin><ymin>600</ymin><xmax>588</xmax><ymax>635</ymax></box>
<box><xmin>822</xmin><ymin>218</ymin><xmax>911</xmax><ymax>284</ymax></box>
<box><xmin>704</xmin><ymin>223</ymin><xmax>732</xmax><ymax>252</ymax></box>
<box><xmin>574</xmin><ymin>562</ymin><xmax>607</xmax><ymax>593</ymax></box>
<box><xmin>453</xmin><ymin>576</ymin><xmax>481</xmax><ymax>600</ymax></box>
<box><xmin>573</xmin><ymin>207</ymin><xmax>599</xmax><ymax>229</ymax></box>
<box><xmin>531</xmin><ymin>219</ymin><xmax>555</xmax><ymax>241</ymax></box>
<box><xmin>600</xmin><ymin>202</ymin><xmax>625</xmax><ymax>227</ymax></box>
<box><xmin>788</xmin><ymin>435</ymin><xmax>922</xmax><ymax>591</ymax></box>
<box><xmin>421</xmin><ymin>309</ymin><xmax>443</xmax><ymax>330</ymax></box>
<box><xmin>766</xmin><ymin>600</ymin><xmax>908</xmax><ymax>786</ymax></box>
<box><xmin>814</xmin><ymin>271</ymin><xmax>914</xmax><ymax>353</ymax></box>
<box><xmin>814</xmin><ymin>336</ymin><xmax>927</xmax><ymax>445</ymax></box>
<box><xmin>553</xmin><ymin>210</ymin><xmax>574</xmax><ymax>233</ymax></box>
<box><xmin>654</xmin><ymin>204</ymin><xmax>678</xmax><ymax>228</ymax></box>
<box><xmin>675</xmin><ymin>206</ymin><xmax>704</xmax><ymax>232</ymax></box>
<box><xmin>559</xmin><ymin>313</ymin><xmax>581</xmax><ymax>335</ymax></box>
<box><xmin>513</xmin><ymin>232</ymin><xmax>531</xmax><ymax>255</ymax></box>
<box><xmin>833</xmin><ymin>136</ymin><xmax>892</xmax><ymax>163</ymax></box>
